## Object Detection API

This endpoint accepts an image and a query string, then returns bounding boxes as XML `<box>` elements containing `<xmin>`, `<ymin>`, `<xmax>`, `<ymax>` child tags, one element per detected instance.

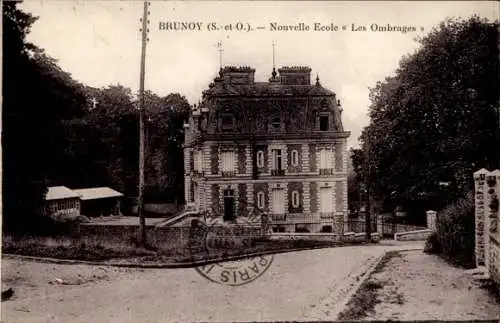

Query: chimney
<box><xmin>220</xmin><ymin>66</ymin><xmax>256</xmax><ymax>85</ymax></box>
<box><xmin>278</xmin><ymin>66</ymin><xmax>312</xmax><ymax>85</ymax></box>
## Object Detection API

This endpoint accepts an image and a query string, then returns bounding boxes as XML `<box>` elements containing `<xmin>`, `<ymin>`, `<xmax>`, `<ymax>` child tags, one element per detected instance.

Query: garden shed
<box><xmin>44</xmin><ymin>186</ymin><xmax>81</xmax><ymax>218</ymax></box>
<box><xmin>73</xmin><ymin>187</ymin><xmax>123</xmax><ymax>217</ymax></box>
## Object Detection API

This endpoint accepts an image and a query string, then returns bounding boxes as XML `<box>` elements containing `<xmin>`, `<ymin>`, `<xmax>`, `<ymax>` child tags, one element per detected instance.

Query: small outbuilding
<box><xmin>73</xmin><ymin>187</ymin><xmax>123</xmax><ymax>217</ymax></box>
<box><xmin>44</xmin><ymin>186</ymin><xmax>81</xmax><ymax>218</ymax></box>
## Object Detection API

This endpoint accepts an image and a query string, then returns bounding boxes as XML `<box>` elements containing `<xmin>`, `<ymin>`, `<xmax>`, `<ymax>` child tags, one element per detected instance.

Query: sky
<box><xmin>20</xmin><ymin>1</ymin><xmax>498</xmax><ymax>148</ymax></box>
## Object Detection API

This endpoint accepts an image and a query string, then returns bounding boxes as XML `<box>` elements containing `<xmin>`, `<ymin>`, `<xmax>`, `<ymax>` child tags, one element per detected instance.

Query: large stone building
<box><xmin>183</xmin><ymin>66</ymin><xmax>350</xmax><ymax>233</ymax></box>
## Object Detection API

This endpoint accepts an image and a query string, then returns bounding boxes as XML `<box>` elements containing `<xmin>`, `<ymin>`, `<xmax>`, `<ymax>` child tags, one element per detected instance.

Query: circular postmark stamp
<box><xmin>187</xmin><ymin>203</ymin><xmax>274</xmax><ymax>286</ymax></box>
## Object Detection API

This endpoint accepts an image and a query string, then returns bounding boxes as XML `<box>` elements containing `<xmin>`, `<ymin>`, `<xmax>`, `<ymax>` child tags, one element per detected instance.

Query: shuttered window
<box><xmin>319</xmin><ymin>148</ymin><xmax>333</xmax><ymax>169</ymax></box>
<box><xmin>194</xmin><ymin>150</ymin><xmax>203</xmax><ymax>172</ymax></box>
<box><xmin>292</xmin><ymin>191</ymin><xmax>300</xmax><ymax>208</ymax></box>
<box><xmin>291</xmin><ymin>150</ymin><xmax>299</xmax><ymax>166</ymax></box>
<box><xmin>221</xmin><ymin>151</ymin><xmax>236</xmax><ymax>173</ymax></box>
<box><xmin>257</xmin><ymin>191</ymin><xmax>265</xmax><ymax>209</ymax></box>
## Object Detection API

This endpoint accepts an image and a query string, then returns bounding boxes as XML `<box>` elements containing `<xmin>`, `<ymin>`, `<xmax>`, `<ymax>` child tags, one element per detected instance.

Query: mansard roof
<box><xmin>203</xmin><ymin>82</ymin><xmax>335</xmax><ymax>97</ymax></box>
<box><xmin>202</xmin><ymin>65</ymin><xmax>336</xmax><ymax>98</ymax></box>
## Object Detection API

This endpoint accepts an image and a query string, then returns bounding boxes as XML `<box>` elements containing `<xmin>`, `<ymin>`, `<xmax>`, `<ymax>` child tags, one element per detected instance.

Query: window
<box><xmin>190</xmin><ymin>181</ymin><xmax>195</xmax><ymax>202</ymax></box>
<box><xmin>256</xmin><ymin>150</ymin><xmax>264</xmax><ymax>168</ymax></box>
<box><xmin>221</xmin><ymin>151</ymin><xmax>236</xmax><ymax>175</ymax></box>
<box><xmin>292</xmin><ymin>191</ymin><xmax>300</xmax><ymax>208</ymax></box>
<box><xmin>295</xmin><ymin>224</ymin><xmax>310</xmax><ymax>233</ymax></box>
<box><xmin>272</xmin><ymin>149</ymin><xmax>283</xmax><ymax>170</ymax></box>
<box><xmin>321</xmin><ymin>225</ymin><xmax>333</xmax><ymax>233</ymax></box>
<box><xmin>319</xmin><ymin>116</ymin><xmax>329</xmax><ymax>131</ymax></box>
<box><xmin>194</xmin><ymin>150</ymin><xmax>203</xmax><ymax>172</ymax></box>
<box><xmin>257</xmin><ymin>191</ymin><xmax>265</xmax><ymax>209</ymax></box>
<box><xmin>319</xmin><ymin>148</ymin><xmax>333</xmax><ymax>170</ymax></box>
<box><xmin>291</xmin><ymin>150</ymin><xmax>299</xmax><ymax>166</ymax></box>
<box><xmin>221</xmin><ymin>114</ymin><xmax>234</xmax><ymax>130</ymax></box>
<box><xmin>271</xmin><ymin>149</ymin><xmax>284</xmax><ymax>175</ymax></box>
<box><xmin>271</xmin><ymin>117</ymin><xmax>281</xmax><ymax>129</ymax></box>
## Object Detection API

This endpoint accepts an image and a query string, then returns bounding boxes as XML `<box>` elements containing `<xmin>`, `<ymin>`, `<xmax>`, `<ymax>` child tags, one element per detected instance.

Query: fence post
<box><xmin>426</xmin><ymin>210</ymin><xmax>437</xmax><ymax>232</ymax></box>
<box><xmin>377</xmin><ymin>214</ymin><xmax>383</xmax><ymax>236</ymax></box>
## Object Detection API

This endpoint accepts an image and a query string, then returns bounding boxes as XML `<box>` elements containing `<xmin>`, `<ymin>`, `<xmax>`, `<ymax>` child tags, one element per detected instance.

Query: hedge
<box><xmin>427</xmin><ymin>191</ymin><xmax>476</xmax><ymax>268</ymax></box>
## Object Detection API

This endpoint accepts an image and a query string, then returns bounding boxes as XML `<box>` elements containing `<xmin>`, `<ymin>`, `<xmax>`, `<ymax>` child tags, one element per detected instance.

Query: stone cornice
<box><xmin>190</xmin><ymin>131</ymin><xmax>350</xmax><ymax>144</ymax></box>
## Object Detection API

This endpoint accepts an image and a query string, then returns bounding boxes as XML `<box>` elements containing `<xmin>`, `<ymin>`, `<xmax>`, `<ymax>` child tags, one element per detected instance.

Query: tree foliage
<box><xmin>360</xmin><ymin>16</ymin><xmax>499</xmax><ymax>216</ymax></box>
<box><xmin>3</xmin><ymin>2</ymin><xmax>87</xmax><ymax>232</ymax></box>
<box><xmin>347</xmin><ymin>148</ymin><xmax>364</xmax><ymax>212</ymax></box>
<box><xmin>3</xmin><ymin>3</ymin><xmax>190</xmax><ymax>233</ymax></box>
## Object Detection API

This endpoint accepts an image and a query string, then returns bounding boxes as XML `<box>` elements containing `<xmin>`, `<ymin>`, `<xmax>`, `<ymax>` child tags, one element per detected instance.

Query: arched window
<box><xmin>257</xmin><ymin>191</ymin><xmax>265</xmax><ymax>209</ymax></box>
<box><xmin>291</xmin><ymin>150</ymin><xmax>299</xmax><ymax>166</ymax></box>
<box><xmin>292</xmin><ymin>191</ymin><xmax>300</xmax><ymax>208</ymax></box>
<box><xmin>256</xmin><ymin>150</ymin><xmax>264</xmax><ymax>168</ymax></box>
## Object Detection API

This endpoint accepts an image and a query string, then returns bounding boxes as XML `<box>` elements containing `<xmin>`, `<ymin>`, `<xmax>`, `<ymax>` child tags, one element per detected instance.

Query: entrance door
<box><xmin>320</xmin><ymin>187</ymin><xmax>333</xmax><ymax>213</ymax></box>
<box><xmin>272</xmin><ymin>188</ymin><xmax>285</xmax><ymax>214</ymax></box>
<box><xmin>223</xmin><ymin>188</ymin><xmax>235</xmax><ymax>221</ymax></box>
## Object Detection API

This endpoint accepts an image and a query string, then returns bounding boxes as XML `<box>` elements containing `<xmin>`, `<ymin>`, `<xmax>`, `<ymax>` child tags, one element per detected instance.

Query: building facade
<box><xmin>183</xmin><ymin>66</ymin><xmax>350</xmax><ymax>233</ymax></box>
<box><xmin>45</xmin><ymin>186</ymin><xmax>81</xmax><ymax>219</ymax></box>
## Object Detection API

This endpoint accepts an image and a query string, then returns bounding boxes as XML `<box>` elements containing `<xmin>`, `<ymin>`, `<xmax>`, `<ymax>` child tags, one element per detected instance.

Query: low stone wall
<box><xmin>490</xmin><ymin>236</ymin><xmax>500</xmax><ymax>285</ymax></box>
<box><xmin>394</xmin><ymin>229</ymin><xmax>433</xmax><ymax>241</ymax></box>
<box><xmin>268</xmin><ymin>231</ymin><xmax>380</xmax><ymax>243</ymax></box>
<box><xmin>346</xmin><ymin>232</ymin><xmax>380</xmax><ymax>243</ymax></box>
<box><xmin>77</xmin><ymin>224</ymin><xmax>191</xmax><ymax>250</ymax></box>
<box><xmin>76</xmin><ymin>223</ymin><xmax>264</xmax><ymax>251</ymax></box>
<box><xmin>268</xmin><ymin>233</ymin><xmax>341</xmax><ymax>242</ymax></box>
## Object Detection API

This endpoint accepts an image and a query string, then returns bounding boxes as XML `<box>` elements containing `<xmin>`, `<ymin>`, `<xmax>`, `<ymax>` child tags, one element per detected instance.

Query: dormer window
<box><xmin>221</xmin><ymin>114</ymin><xmax>234</xmax><ymax>130</ymax></box>
<box><xmin>319</xmin><ymin>115</ymin><xmax>329</xmax><ymax>131</ymax></box>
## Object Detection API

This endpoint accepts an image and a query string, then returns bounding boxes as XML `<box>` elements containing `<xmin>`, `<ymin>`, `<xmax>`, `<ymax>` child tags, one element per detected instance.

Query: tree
<box><xmin>144</xmin><ymin>92</ymin><xmax>190</xmax><ymax>203</ymax></box>
<box><xmin>360</xmin><ymin>16</ymin><xmax>499</xmax><ymax>218</ymax></box>
<box><xmin>347</xmin><ymin>148</ymin><xmax>364</xmax><ymax>213</ymax></box>
<box><xmin>3</xmin><ymin>2</ymin><xmax>87</xmax><ymax>232</ymax></box>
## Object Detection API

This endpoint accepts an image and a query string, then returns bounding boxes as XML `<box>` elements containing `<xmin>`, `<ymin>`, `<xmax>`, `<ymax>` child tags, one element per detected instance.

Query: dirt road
<box><xmin>2</xmin><ymin>243</ymin><xmax>422</xmax><ymax>323</ymax></box>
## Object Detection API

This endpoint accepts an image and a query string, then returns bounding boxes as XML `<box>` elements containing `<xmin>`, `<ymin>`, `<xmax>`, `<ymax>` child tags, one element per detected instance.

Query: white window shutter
<box><xmin>327</xmin><ymin>149</ymin><xmax>333</xmax><ymax>169</ymax></box>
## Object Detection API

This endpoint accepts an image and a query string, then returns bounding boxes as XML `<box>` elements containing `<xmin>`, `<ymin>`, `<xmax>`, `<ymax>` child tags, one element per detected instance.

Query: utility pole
<box><xmin>138</xmin><ymin>1</ymin><xmax>150</xmax><ymax>246</ymax></box>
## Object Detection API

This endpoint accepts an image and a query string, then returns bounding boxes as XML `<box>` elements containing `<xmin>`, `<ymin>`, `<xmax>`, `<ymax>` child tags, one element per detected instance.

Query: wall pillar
<box><xmin>303</xmin><ymin>182</ymin><xmax>310</xmax><ymax>213</ymax></box>
<box><xmin>202</xmin><ymin>144</ymin><xmax>211</xmax><ymax>175</ymax></box>
<box><xmin>484</xmin><ymin>170</ymin><xmax>500</xmax><ymax>284</ymax></box>
<box><xmin>302</xmin><ymin>144</ymin><xmax>309</xmax><ymax>173</ymax></box>
<box><xmin>247</xmin><ymin>183</ymin><xmax>254</xmax><ymax>215</ymax></box>
<box><xmin>377</xmin><ymin>213</ymin><xmax>383</xmax><ymax>235</ymax></box>
<box><xmin>426</xmin><ymin>210</ymin><xmax>437</xmax><ymax>232</ymax></box>
<box><xmin>245</xmin><ymin>144</ymin><xmax>252</xmax><ymax>175</ymax></box>
<box><xmin>474</xmin><ymin>169</ymin><xmax>489</xmax><ymax>267</ymax></box>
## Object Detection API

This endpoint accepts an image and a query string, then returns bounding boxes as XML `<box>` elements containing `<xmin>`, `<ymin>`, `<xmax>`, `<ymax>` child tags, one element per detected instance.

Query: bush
<box><xmin>424</xmin><ymin>232</ymin><xmax>442</xmax><ymax>254</ymax></box>
<box><xmin>435</xmin><ymin>191</ymin><xmax>475</xmax><ymax>268</ymax></box>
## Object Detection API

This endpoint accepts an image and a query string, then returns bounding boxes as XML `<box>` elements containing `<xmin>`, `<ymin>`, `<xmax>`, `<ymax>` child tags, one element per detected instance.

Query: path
<box><xmin>1</xmin><ymin>242</ymin><xmax>423</xmax><ymax>323</ymax></box>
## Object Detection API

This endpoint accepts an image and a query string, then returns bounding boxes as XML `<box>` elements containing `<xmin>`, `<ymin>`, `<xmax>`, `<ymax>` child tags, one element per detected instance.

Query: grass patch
<box><xmin>337</xmin><ymin>251</ymin><xmax>400</xmax><ymax>321</ymax></box>
<box><xmin>373</xmin><ymin>251</ymin><xmax>402</xmax><ymax>274</ymax></box>
<box><xmin>2</xmin><ymin>234</ymin><xmax>344</xmax><ymax>264</ymax></box>
<box><xmin>337</xmin><ymin>278</ymin><xmax>384</xmax><ymax>320</ymax></box>
<box><xmin>2</xmin><ymin>235</ymin><xmax>157</xmax><ymax>261</ymax></box>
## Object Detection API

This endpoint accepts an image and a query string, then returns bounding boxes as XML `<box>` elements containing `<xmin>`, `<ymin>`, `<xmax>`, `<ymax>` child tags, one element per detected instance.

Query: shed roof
<box><xmin>45</xmin><ymin>186</ymin><xmax>80</xmax><ymax>201</ymax></box>
<box><xmin>73</xmin><ymin>187</ymin><xmax>123</xmax><ymax>201</ymax></box>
